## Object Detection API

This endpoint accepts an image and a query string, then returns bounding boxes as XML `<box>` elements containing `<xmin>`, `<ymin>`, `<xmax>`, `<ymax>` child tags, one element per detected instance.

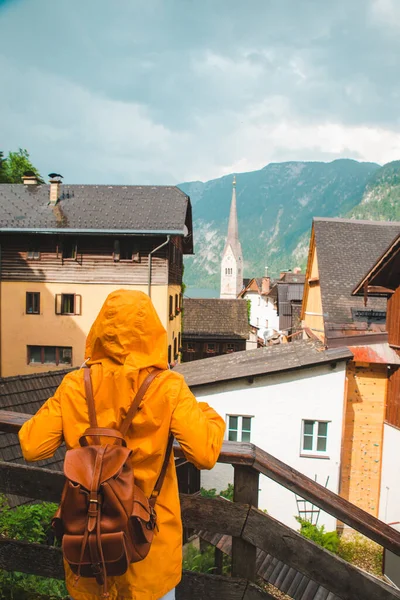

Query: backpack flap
<box><xmin>64</xmin><ymin>444</ymin><xmax>132</xmax><ymax>490</ymax></box>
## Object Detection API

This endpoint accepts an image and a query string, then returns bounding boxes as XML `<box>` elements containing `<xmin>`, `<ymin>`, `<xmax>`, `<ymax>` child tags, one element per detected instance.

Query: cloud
<box><xmin>1</xmin><ymin>0</ymin><xmax>400</xmax><ymax>183</ymax></box>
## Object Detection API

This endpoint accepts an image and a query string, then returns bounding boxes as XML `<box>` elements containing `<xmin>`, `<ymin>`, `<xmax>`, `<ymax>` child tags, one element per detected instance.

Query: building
<box><xmin>351</xmin><ymin>232</ymin><xmax>400</xmax><ymax>527</ymax></box>
<box><xmin>181</xmin><ymin>298</ymin><xmax>249</xmax><ymax>362</ymax></box>
<box><xmin>0</xmin><ymin>175</ymin><xmax>193</xmax><ymax>376</ymax></box>
<box><xmin>220</xmin><ymin>177</ymin><xmax>244</xmax><ymax>299</ymax></box>
<box><xmin>238</xmin><ymin>276</ymin><xmax>279</xmax><ymax>339</ymax></box>
<box><xmin>267</xmin><ymin>269</ymin><xmax>305</xmax><ymax>339</ymax></box>
<box><xmin>301</xmin><ymin>217</ymin><xmax>400</xmax><ymax>518</ymax></box>
<box><xmin>176</xmin><ymin>340</ymin><xmax>352</xmax><ymax>530</ymax></box>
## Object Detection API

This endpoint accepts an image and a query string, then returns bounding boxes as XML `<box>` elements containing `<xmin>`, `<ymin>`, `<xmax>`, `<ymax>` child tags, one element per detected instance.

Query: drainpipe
<box><xmin>148</xmin><ymin>236</ymin><xmax>170</xmax><ymax>298</ymax></box>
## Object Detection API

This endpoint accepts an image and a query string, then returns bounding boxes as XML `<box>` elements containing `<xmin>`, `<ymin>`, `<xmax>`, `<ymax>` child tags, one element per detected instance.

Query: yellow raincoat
<box><xmin>19</xmin><ymin>290</ymin><xmax>225</xmax><ymax>600</ymax></box>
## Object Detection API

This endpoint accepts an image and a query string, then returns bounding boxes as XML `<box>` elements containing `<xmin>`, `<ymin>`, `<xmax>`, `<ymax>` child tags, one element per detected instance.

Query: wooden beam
<box><xmin>367</xmin><ymin>286</ymin><xmax>395</xmax><ymax>295</ymax></box>
<box><xmin>0</xmin><ymin>461</ymin><xmax>64</xmax><ymax>502</ymax></box>
<box><xmin>242</xmin><ymin>506</ymin><xmax>400</xmax><ymax>600</ymax></box>
<box><xmin>253</xmin><ymin>446</ymin><xmax>400</xmax><ymax>556</ymax></box>
<box><xmin>178</xmin><ymin>572</ymin><xmax>276</xmax><ymax>600</ymax></box>
<box><xmin>0</xmin><ymin>538</ymin><xmax>275</xmax><ymax>600</ymax></box>
<box><xmin>232</xmin><ymin>466</ymin><xmax>259</xmax><ymax>581</ymax></box>
<box><xmin>180</xmin><ymin>494</ymin><xmax>247</xmax><ymax>536</ymax></box>
<box><xmin>0</xmin><ymin>538</ymin><xmax>64</xmax><ymax>579</ymax></box>
<box><xmin>0</xmin><ymin>410</ymin><xmax>32</xmax><ymax>433</ymax></box>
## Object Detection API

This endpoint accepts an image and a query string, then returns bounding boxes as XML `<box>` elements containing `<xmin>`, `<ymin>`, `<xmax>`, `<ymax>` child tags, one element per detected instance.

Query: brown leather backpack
<box><xmin>52</xmin><ymin>367</ymin><xmax>173</xmax><ymax>598</ymax></box>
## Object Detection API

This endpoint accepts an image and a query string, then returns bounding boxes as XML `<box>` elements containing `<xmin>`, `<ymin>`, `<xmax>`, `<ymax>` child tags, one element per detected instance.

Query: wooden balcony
<box><xmin>0</xmin><ymin>410</ymin><xmax>400</xmax><ymax>599</ymax></box>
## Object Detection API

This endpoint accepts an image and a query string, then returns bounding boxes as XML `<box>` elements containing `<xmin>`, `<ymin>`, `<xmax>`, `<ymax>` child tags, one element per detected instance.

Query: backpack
<box><xmin>52</xmin><ymin>367</ymin><xmax>173</xmax><ymax>598</ymax></box>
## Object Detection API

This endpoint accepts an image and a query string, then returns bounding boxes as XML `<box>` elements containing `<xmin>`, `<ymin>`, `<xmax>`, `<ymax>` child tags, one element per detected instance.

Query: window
<box><xmin>302</xmin><ymin>420</ymin><xmax>329</xmax><ymax>455</ymax></box>
<box><xmin>27</xmin><ymin>249</ymin><xmax>40</xmax><ymax>260</ymax></box>
<box><xmin>113</xmin><ymin>240</ymin><xmax>140</xmax><ymax>262</ymax></box>
<box><xmin>55</xmin><ymin>294</ymin><xmax>82</xmax><ymax>315</ymax></box>
<box><xmin>205</xmin><ymin>343</ymin><xmax>216</xmax><ymax>354</ymax></box>
<box><xmin>169</xmin><ymin>295</ymin><xmax>174</xmax><ymax>319</ymax></box>
<box><xmin>227</xmin><ymin>415</ymin><xmax>252</xmax><ymax>442</ymax></box>
<box><xmin>62</xmin><ymin>240</ymin><xmax>78</xmax><ymax>260</ymax></box>
<box><xmin>178</xmin><ymin>332</ymin><xmax>181</xmax><ymax>351</ymax></box>
<box><xmin>168</xmin><ymin>345</ymin><xmax>172</xmax><ymax>364</ymax></box>
<box><xmin>186</xmin><ymin>342</ymin><xmax>195</xmax><ymax>353</ymax></box>
<box><xmin>174</xmin><ymin>337</ymin><xmax>178</xmax><ymax>359</ymax></box>
<box><xmin>175</xmin><ymin>294</ymin><xmax>179</xmax><ymax>315</ymax></box>
<box><xmin>26</xmin><ymin>292</ymin><xmax>40</xmax><ymax>315</ymax></box>
<box><xmin>225</xmin><ymin>343</ymin><xmax>236</xmax><ymax>353</ymax></box>
<box><xmin>27</xmin><ymin>345</ymin><xmax>72</xmax><ymax>366</ymax></box>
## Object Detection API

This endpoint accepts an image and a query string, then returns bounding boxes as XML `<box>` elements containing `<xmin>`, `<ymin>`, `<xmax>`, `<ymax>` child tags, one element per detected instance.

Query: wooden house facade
<box><xmin>301</xmin><ymin>218</ymin><xmax>400</xmax><ymax>519</ymax></box>
<box><xmin>0</xmin><ymin>179</ymin><xmax>193</xmax><ymax>375</ymax></box>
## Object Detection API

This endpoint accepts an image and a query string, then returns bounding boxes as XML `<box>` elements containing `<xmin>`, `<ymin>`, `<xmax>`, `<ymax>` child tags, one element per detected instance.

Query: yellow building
<box><xmin>0</xmin><ymin>176</ymin><xmax>193</xmax><ymax>376</ymax></box>
<box><xmin>301</xmin><ymin>218</ymin><xmax>400</xmax><ymax>518</ymax></box>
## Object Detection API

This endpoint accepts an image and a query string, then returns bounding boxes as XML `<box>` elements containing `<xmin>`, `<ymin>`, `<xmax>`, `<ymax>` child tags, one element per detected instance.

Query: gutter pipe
<box><xmin>148</xmin><ymin>236</ymin><xmax>170</xmax><ymax>298</ymax></box>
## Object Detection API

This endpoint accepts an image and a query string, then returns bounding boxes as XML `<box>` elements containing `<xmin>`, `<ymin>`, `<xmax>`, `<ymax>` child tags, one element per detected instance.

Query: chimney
<box><xmin>261</xmin><ymin>276</ymin><xmax>270</xmax><ymax>295</ymax></box>
<box><xmin>293</xmin><ymin>267</ymin><xmax>302</xmax><ymax>274</ymax></box>
<box><xmin>22</xmin><ymin>171</ymin><xmax>39</xmax><ymax>185</ymax></box>
<box><xmin>48</xmin><ymin>173</ymin><xmax>63</xmax><ymax>205</ymax></box>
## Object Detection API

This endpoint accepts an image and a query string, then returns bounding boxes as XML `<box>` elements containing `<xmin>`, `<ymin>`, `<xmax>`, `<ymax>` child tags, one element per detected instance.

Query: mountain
<box><xmin>179</xmin><ymin>159</ymin><xmax>381</xmax><ymax>291</ymax></box>
<box><xmin>348</xmin><ymin>160</ymin><xmax>400</xmax><ymax>222</ymax></box>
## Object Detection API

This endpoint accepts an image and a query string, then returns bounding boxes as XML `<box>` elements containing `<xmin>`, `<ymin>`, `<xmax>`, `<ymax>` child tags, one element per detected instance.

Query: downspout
<box><xmin>148</xmin><ymin>236</ymin><xmax>170</xmax><ymax>298</ymax></box>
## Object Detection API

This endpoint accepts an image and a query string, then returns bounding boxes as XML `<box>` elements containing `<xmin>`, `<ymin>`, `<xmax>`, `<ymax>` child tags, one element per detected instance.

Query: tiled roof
<box><xmin>175</xmin><ymin>339</ymin><xmax>352</xmax><ymax>387</ymax></box>
<box><xmin>314</xmin><ymin>218</ymin><xmax>400</xmax><ymax>324</ymax></box>
<box><xmin>0</xmin><ymin>368</ymin><xmax>73</xmax><ymax>506</ymax></box>
<box><xmin>353</xmin><ymin>232</ymin><xmax>400</xmax><ymax>293</ymax></box>
<box><xmin>0</xmin><ymin>184</ymin><xmax>192</xmax><ymax>245</ymax></box>
<box><xmin>182</xmin><ymin>298</ymin><xmax>249</xmax><ymax>339</ymax></box>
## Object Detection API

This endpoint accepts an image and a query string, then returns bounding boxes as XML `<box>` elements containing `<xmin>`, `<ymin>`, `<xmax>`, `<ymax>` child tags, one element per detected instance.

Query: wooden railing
<box><xmin>1</xmin><ymin>410</ymin><xmax>400</xmax><ymax>600</ymax></box>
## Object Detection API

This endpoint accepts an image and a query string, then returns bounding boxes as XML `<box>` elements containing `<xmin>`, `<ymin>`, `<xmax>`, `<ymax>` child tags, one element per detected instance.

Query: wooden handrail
<box><xmin>1</xmin><ymin>410</ymin><xmax>400</xmax><ymax>557</ymax></box>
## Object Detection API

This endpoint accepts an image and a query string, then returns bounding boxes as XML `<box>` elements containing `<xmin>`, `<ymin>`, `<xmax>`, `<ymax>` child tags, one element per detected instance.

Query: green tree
<box><xmin>0</xmin><ymin>152</ymin><xmax>9</xmax><ymax>183</ymax></box>
<box><xmin>2</xmin><ymin>148</ymin><xmax>43</xmax><ymax>183</ymax></box>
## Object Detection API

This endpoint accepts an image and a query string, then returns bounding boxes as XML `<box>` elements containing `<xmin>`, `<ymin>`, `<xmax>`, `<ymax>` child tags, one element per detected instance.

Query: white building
<box><xmin>176</xmin><ymin>341</ymin><xmax>352</xmax><ymax>531</ymax></box>
<box><xmin>238</xmin><ymin>277</ymin><xmax>279</xmax><ymax>338</ymax></box>
<box><xmin>220</xmin><ymin>176</ymin><xmax>244</xmax><ymax>299</ymax></box>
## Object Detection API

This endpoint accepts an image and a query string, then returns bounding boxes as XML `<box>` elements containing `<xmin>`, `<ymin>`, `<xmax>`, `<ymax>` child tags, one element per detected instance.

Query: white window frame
<box><xmin>301</xmin><ymin>419</ymin><xmax>330</xmax><ymax>457</ymax></box>
<box><xmin>227</xmin><ymin>415</ymin><xmax>253</xmax><ymax>443</ymax></box>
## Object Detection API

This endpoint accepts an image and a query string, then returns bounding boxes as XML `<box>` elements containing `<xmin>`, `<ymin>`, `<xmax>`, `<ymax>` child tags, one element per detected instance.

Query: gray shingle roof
<box><xmin>0</xmin><ymin>184</ymin><xmax>192</xmax><ymax>239</ymax></box>
<box><xmin>0</xmin><ymin>368</ymin><xmax>72</xmax><ymax>506</ymax></box>
<box><xmin>183</xmin><ymin>298</ymin><xmax>249</xmax><ymax>339</ymax></box>
<box><xmin>314</xmin><ymin>218</ymin><xmax>400</xmax><ymax>324</ymax></box>
<box><xmin>175</xmin><ymin>340</ymin><xmax>352</xmax><ymax>387</ymax></box>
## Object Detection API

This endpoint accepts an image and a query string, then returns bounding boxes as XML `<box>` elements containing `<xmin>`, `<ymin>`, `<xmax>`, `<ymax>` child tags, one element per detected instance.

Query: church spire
<box><xmin>224</xmin><ymin>175</ymin><xmax>240</xmax><ymax>253</ymax></box>
<box><xmin>220</xmin><ymin>176</ymin><xmax>244</xmax><ymax>299</ymax></box>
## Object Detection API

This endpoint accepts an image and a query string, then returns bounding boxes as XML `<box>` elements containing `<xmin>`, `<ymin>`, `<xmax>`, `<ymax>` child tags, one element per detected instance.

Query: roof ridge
<box><xmin>0</xmin><ymin>368</ymin><xmax>74</xmax><ymax>384</ymax></box>
<box><xmin>314</xmin><ymin>217</ymin><xmax>400</xmax><ymax>226</ymax></box>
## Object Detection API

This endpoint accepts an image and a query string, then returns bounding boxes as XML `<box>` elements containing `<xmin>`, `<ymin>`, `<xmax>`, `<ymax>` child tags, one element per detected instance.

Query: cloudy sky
<box><xmin>1</xmin><ymin>0</ymin><xmax>400</xmax><ymax>184</ymax></box>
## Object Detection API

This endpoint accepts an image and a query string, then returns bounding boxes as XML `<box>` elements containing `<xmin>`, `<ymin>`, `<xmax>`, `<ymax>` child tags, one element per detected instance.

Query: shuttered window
<box><xmin>55</xmin><ymin>294</ymin><xmax>82</xmax><ymax>315</ymax></box>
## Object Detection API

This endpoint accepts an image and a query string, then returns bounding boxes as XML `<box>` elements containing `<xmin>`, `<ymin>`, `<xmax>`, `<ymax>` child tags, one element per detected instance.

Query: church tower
<box><xmin>220</xmin><ymin>176</ymin><xmax>244</xmax><ymax>298</ymax></box>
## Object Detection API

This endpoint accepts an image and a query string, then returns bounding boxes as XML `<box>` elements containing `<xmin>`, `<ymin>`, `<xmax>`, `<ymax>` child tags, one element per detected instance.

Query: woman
<box><xmin>19</xmin><ymin>290</ymin><xmax>225</xmax><ymax>600</ymax></box>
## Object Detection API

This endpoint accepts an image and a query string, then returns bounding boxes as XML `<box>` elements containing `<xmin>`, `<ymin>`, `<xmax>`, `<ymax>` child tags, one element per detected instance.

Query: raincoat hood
<box><xmin>85</xmin><ymin>290</ymin><xmax>168</xmax><ymax>373</ymax></box>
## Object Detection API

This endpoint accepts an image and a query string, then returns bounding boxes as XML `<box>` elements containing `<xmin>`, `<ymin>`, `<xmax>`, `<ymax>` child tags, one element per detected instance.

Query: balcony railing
<box><xmin>0</xmin><ymin>410</ymin><xmax>400</xmax><ymax>599</ymax></box>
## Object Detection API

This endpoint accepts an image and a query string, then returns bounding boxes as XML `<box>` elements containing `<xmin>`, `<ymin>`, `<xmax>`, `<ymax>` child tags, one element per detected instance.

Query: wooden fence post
<box><xmin>231</xmin><ymin>465</ymin><xmax>259</xmax><ymax>581</ymax></box>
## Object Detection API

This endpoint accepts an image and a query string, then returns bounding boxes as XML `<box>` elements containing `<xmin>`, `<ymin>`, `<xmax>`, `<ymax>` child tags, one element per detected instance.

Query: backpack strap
<box><xmin>149</xmin><ymin>433</ymin><xmax>174</xmax><ymax>508</ymax></box>
<box><xmin>84</xmin><ymin>367</ymin><xmax>98</xmax><ymax>428</ymax></box>
<box><xmin>119</xmin><ymin>368</ymin><xmax>163</xmax><ymax>437</ymax></box>
<box><xmin>84</xmin><ymin>368</ymin><xmax>100</xmax><ymax>445</ymax></box>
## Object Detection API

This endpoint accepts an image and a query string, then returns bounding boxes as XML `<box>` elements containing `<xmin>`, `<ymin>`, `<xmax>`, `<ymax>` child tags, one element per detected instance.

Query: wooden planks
<box><xmin>231</xmin><ymin>465</ymin><xmax>259</xmax><ymax>581</ymax></box>
<box><xmin>340</xmin><ymin>362</ymin><xmax>386</xmax><ymax>516</ymax></box>
<box><xmin>0</xmin><ymin>234</ymin><xmax>169</xmax><ymax>285</ymax></box>
<box><xmin>242</xmin><ymin>506</ymin><xmax>400</xmax><ymax>600</ymax></box>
